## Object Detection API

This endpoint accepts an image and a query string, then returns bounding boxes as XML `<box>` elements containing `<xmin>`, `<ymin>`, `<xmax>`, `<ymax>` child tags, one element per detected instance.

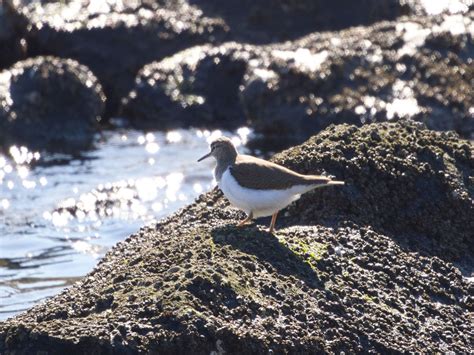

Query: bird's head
<box><xmin>197</xmin><ymin>136</ymin><xmax>237</xmax><ymax>163</ymax></box>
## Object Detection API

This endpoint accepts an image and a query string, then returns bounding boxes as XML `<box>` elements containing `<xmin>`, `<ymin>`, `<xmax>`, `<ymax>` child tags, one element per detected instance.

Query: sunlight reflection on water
<box><xmin>0</xmin><ymin>127</ymin><xmax>251</xmax><ymax>320</ymax></box>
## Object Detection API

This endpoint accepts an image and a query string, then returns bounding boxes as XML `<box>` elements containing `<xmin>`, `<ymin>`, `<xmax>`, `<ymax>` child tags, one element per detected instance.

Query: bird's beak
<box><xmin>197</xmin><ymin>151</ymin><xmax>212</xmax><ymax>162</ymax></box>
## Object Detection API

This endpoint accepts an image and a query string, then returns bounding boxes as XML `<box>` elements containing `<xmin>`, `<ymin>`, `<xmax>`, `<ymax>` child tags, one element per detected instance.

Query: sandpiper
<box><xmin>198</xmin><ymin>136</ymin><xmax>344</xmax><ymax>233</ymax></box>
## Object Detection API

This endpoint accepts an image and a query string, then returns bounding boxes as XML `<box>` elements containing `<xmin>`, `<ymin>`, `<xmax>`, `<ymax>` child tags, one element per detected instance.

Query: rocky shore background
<box><xmin>1</xmin><ymin>0</ymin><xmax>473</xmax><ymax>152</ymax></box>
<box><xmin>0</xmin><ymin>0</ymin><xmax>473</xmax><ymax>353</ymax></box>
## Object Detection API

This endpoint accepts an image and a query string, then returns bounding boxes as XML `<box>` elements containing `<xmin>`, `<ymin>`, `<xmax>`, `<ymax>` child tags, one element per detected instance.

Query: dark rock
<box><xmin>120</xmin><ymin>43</ymin><xmax>253</xmax><ymax>130</ymax></box>
<box><xmin>121</xmin><ymin>11</ymin><xmax>474</xmax><ymax>150</ymax></box>
<box><xmin>0</xmin><ymin>56</ymin><xmax>105</xmax><ymax>152</ymax></box>
<box><xmin>0</xmin><ymin>1</ymin><xmax>28</xmax><ymax>69</ymax></box>
<box><xmin>188</xmin><ymin>0</ymin><xmax>409</xmax><ymax>43</ymax></box>
<box><xmin>17</xmin><ymin>0</ymin><xmax>229</xmax><ymax>117</ymax></box>
<box><xmin>1</xmin><ymin>122</ymin><xmax>471</xmax><ymax>353</ymax></box>
<box><xmin>242</xmin><ymin>11</ymin><xmax>474</xmax><ymax>149</ymax></box>
<box><xmin>274</xmin><ymin>122</ymin><xmax>473</xmax><ymax>261</ymax></box>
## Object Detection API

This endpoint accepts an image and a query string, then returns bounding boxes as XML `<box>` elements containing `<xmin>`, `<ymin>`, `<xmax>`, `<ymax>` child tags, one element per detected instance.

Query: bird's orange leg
<box><xmin>268</xmin><ymin>212</ymin><xmax>278</xmax><ymax>234</ymax></box>
<box><xmin>237</xmin><ymin>212</ymin><xmax>253</xmax><ymax>227</ymax></box>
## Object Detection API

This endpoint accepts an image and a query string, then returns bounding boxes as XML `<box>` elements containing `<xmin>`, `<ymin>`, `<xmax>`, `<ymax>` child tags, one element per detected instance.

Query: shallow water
<box><xmin>0</xmin><ymin>127</ymin><xmax>251</xmax><ymax>320</ymax></box>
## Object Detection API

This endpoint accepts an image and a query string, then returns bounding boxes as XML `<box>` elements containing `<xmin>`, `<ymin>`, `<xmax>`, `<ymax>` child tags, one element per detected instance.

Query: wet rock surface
<box><xmin>1</xmin><ymin>122</ymin><xmax>472</xmax><ymax>353</ymax></box>
<box><xmin>17</xmin><ymin>0</ymin><xmax>229</xmax><ymax>116</ymax></box>
<box><xmin>1</xmin><ymin>1</ymin><xmax>472</xmax><ymax>151</ymax></box>
<box><xmin>122</xmin><ymin>11</ymin><xmax>474</xmax><ymax>149</ymax></box>
<box><xmin>0</xmin><ymin>56</ymin><xmax>105</xmax><ymax>152</ymax></box>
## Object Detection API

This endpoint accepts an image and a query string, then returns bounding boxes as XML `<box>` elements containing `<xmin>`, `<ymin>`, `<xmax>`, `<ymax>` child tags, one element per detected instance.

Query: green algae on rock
<box><xmin>0</xmin><ymin>122</ymin><xmax>472</xmax><ymax>353</ymax></box>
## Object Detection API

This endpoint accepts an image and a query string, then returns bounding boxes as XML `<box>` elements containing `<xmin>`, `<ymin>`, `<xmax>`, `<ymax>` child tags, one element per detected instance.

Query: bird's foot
<box><xmin>237</xmin><ymin>216</ymin><xmax>253</xmax><ymax>227</ymax></box>
<box><xmin>267</xmin><ymin>212</ymin><xmax>278</xmax><ymax>234</ymax></box>
<box><xmin>237</xmin><ymin>213</ymin><xmax>253</xmax><ymax>227</ymax></box>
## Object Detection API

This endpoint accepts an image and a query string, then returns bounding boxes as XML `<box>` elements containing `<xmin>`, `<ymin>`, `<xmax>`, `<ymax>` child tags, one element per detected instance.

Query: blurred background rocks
<box><xmin>1</xmin><ymin>0</ymin><xmax>472</xmax><ymax>151</ymax></box>
<box><xmin>0</xmin><ymin>56</ymin><xmax>105</xmax><ymax>152</ymax></box>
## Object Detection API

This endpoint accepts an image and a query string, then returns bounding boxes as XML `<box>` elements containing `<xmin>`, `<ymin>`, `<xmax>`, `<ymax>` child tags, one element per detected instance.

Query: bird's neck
<box><xmin>215</xmin><ymin>154</ymin><xmax>237</xmax><ymax>182</ymax></box>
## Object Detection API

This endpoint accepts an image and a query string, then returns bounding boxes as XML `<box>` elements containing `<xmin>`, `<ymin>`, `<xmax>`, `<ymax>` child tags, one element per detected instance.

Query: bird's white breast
<box><xmin>218</xmin><ymin>168</ymin><xmax>312</xmax><ymax>218</ymax></box>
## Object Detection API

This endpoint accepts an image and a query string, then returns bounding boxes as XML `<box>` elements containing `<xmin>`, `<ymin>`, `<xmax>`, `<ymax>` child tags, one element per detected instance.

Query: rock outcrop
<box><xmin>122</xmin><ymin>11</ymin><xmax>474</xmax><ymax>150</ymax></box>
<box><xmin>2</xmin><ymin>1</ymin><xmax>472</xmax><ymax>152</ymax></box>
<box><xmin>119</xmin><ymin>44</ymin><xmax>252</xmax><ymax>130</ymax></box>
<box><xmin>0</xmin><ymin>56</ymin><xmax>105</xmax><ymax>152</ymax></box>
<box><xmin>13</xmin><ymin>0</ymin><xmax>409</xmax><ymax>116</ymax></box>
<box><xmin>17</xmin><ymin>0</ymin><xmax>229</xmax><ymax>116</ymax></box>
<box><xmin>1</xmin><ymin>122</ymin><xmax>471</xmax><ymax>353</ymax></box>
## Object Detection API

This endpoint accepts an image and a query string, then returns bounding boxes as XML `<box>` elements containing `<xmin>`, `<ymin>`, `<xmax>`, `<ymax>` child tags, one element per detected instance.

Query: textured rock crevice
<box><xmin>0</xmin><ymin>122</ymin><xmax>472</xmax><ymax>353</ymax></box>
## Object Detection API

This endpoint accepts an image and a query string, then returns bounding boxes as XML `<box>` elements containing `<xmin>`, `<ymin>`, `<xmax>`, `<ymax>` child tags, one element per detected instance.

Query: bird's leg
<box><xmin>268</xmin><ymin>212</ymin><xmax>278</xmax><ymax>234</ymax></box>
<box><xmin>237</xmin><ymin>211</ymin><xmax>253</xmax><ymax>227</ymax></box>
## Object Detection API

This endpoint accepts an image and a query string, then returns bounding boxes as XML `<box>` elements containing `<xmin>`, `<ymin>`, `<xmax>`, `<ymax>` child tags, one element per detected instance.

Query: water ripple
<box><xmin>0</xmin><ymin>127</ymin><xmax>251</xmax><ymax>320</ymax></box>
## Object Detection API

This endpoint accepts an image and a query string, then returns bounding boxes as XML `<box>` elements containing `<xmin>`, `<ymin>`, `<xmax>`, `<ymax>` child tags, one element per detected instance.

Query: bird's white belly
<box><xmin>218</xmin><ymin>168</ymin><xmax>309</xmax><ymax>218</ymax></box>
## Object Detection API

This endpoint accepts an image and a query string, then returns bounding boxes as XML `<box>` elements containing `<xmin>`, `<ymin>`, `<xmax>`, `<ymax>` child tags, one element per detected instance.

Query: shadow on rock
<box><xmin>211</xmin><ymin>225</ymin><xmax>321</xmax><ymax>289</ymax></box>
<box><xmin>0</xmin><ymin>2</ymin><xmax>28</xmax><ymax>70</ymax></box>
<box><xmin>189</xmin><ymin>0</ymin><xmax>407</xmax><ymax>43</ymax></box>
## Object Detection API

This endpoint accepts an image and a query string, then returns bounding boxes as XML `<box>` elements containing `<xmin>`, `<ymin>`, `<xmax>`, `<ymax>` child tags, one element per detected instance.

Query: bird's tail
<box><xmin>327</xmin><ymin>180</ymin><xmax>344</xmax><ymax>186</ymax></box>
<box><xmin>305</xmin><ymin>175</ymin><xmax>344</xmax><ymax>186</ymax></box>
<box><xmin>294</xmin><ymin>177</ymin><xmax>344</xmax><ymax>194</ymax></box>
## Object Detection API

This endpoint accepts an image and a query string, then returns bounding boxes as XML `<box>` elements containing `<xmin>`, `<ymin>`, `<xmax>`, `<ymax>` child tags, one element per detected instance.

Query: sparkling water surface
<box><xmin>0</xmin><ymin>127</ymin><xmax>251</xmax><ymax>320</ymax></box>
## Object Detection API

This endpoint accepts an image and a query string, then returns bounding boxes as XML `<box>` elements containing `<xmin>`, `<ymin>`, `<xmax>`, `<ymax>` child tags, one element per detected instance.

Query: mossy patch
<box><xmin>278</xmin><ymin>237</ymin><xmax>328</xmax><ymax>271</ymax></box>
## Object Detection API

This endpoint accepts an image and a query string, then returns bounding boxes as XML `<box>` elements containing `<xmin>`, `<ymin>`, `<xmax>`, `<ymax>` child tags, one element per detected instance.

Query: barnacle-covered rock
<box><xmin>1</xmin><ymin>122</ymin><xmax>471</xmax><ymax>353</ymax></box>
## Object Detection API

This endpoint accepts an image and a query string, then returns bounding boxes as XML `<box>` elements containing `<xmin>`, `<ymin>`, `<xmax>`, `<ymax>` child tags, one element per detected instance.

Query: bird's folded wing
<box><xmin>230</xmin><ymin>155</ymin><xmax>329</xmax><ymax>190</ymax></box>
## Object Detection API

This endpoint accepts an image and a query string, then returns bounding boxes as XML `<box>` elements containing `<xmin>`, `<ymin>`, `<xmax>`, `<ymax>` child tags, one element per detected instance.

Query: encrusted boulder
<box><xmin>0</xmin><ymin>122</ymin><xmax>471</xmax><ymax>353</ymax></box>
<box><xmin>239</xmin><ymin>12</ymin><xmax>474</xmax><ymax>148</ymax></box>
<box><xmin>0</xmin><ymin>56</ymin><xmax>105</xmax><ymax>152</ymax></box>
<box><xmin>274</xmin><ymin>121</ymin><xmax>473</xmax><ymax>261</ymax></box>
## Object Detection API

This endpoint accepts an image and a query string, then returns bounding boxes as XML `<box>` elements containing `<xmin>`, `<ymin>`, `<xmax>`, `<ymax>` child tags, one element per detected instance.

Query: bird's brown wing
<box><xmin>229</xmin><ymin>155</ymin><xmax>330</xmax><ymax>190</ymax></box>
